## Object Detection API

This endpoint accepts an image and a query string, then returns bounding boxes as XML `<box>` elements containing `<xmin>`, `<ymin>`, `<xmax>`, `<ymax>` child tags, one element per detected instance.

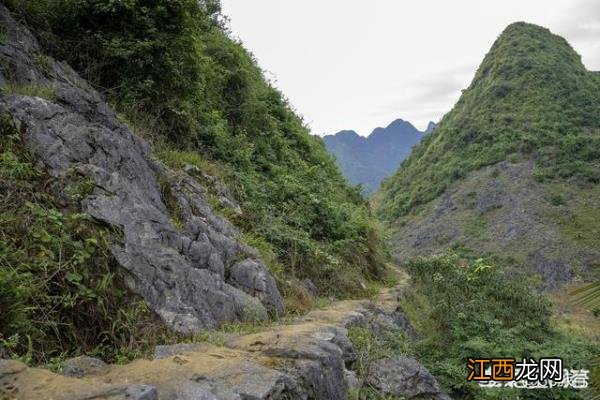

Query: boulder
<box><xmin>228</xmin><ymin>259</ymin><xmax>285</xmax><ymax>317</ymax></box>
<box><xmin>62</xmin><ymin>355</ymin><xmax>108</xmax><ymax>378</ymax></box>
<box><xmin>300</xmin><ymin>278</ymin><xmax>318</xmax><ymax>297</ymax></box>
<box><xmin>366</xmin><ymin>357</ymin><xmax>451</xmax><ymax>400</ymax></box>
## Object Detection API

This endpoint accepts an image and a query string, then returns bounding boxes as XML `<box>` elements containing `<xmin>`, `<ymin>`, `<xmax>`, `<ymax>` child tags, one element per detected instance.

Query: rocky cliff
<box><xmin>0</xmin><ymin>4</ymin><xmax>282</xmax><ymax>333</ymax></box>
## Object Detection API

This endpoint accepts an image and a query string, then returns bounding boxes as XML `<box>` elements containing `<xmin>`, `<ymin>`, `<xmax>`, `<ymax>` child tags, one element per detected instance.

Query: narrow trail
<box><xmin>0</xmin><ymin>268</ymin><xmax>415</xmax><ymax>400</ymax></box>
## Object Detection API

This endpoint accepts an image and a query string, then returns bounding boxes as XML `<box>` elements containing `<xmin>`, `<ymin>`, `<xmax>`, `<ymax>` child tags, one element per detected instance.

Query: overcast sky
<box><xmin>220</xmin><ymin>0</ymin><xmax>600</xmax><ymax>136</ymax></box>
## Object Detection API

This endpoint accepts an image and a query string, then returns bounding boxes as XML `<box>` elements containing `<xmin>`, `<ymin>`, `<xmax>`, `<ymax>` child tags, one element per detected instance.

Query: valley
<box><xmin>0</xmin><ymin>2</ymin><xmax>598</xmax><ymax>400</ymax></box>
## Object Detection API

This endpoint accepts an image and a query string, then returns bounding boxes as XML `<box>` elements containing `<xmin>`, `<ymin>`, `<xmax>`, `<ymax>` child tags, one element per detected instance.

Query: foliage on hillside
<box><xmin>0</xmin><ymin>114</ymin><xmax>174</xmax><ymax>365</ymax></box>
<box><xmin>6</xmin><ymin>0</ymin><xmax>387</xmax><ymax>295</ymax></box>
<box><xmin>403</xmin><ymin>251</ymin><xmax>598</xmax><ymax>399</ymax></box>
<box><xmin>377</xmin><ymin>22</ymin><xmax>600</xmax><ymax>220</ymax></box>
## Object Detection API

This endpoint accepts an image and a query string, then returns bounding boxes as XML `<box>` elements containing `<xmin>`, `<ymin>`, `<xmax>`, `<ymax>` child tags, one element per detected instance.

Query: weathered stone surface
<box><xmin>225</xmin><ymin>323</ymin><xmax>350</xmax><ymax>399</ymax></box>
<box><xmin>229</xmin><ymin>259</ymin><xmax>285</xmax><ymax>317</ymax></box>
<box><xmin>98</xmin><ymin>350</ymin><xmax>300</xmax><ymax>400</ymax></box>
<box><xmin>367</xmin><ymin>357</ymin><xmax>450</xmax><ymax>400</ymax></box>
<box><xmin>62</xmin><ymin>356</ymin><xmax>108</xmax><ymax>378</ymax></box>
<box><xmin>0</xmin><ymin>359</ymin><xmax>158</xmax><ymax>400</ymax></box>
<box><xmin>300</xmin><ymin>278</ymin><xmax>318</xmax><ymax>297</ymax></box>
<box><xmin>154</xmin><ymin>343</ymin><xmax>212</xmax><ymax>359</ymax></box>
<box><xmin>0</xmin><ymin>4</ymin><xmax>283</xmax><ymax>332</ymax></box>
<box><xmin>344</xmin><ymin>369</ymin><xmax>361</xmax><ymax>391</ymax></box>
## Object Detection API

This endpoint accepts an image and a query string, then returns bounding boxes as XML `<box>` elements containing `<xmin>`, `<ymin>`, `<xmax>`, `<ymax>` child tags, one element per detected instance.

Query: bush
<box><xmin>403</xmin><ymin>253</ymin><xmax>598</xmax><ymax>399</ymax></box>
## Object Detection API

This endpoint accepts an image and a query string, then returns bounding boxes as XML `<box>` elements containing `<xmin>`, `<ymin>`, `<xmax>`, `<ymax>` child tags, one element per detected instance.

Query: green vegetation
<box><xmin>402</xmin><ymin>252</ymin><xmax>598</xmax><ymax>399</ymax></box>
<box><xmin>0</xmin><ymin>82</ymin><xmax>56</xmax><ymax>100</ymax></box>
<box><xmin>6</xmin><ymin>0</ymin><xmax>387</xmax><ymax>297</ymax></box>
<box><xmin>377</xmin><ymin>22</ymin><xmax>600</xmax><ymax>220</ymax></box>
<box><xmin>0</xmin><ymin>115</ymin><xmax>176</xmax><ymax>365</ymax></box>
<box><xmin>543</xmin><ymin>183</ymin><xmax>600</xmax><ymax>249</ymax></box>
<box><xmin>348</xmin><ymin>325</ymin><xmax>413</xmax><ymax>378</ymax></box>
<box><xmin>347</xmin><ymin>326</ymin><xmax>412</xmax><ymax>400</ymax></box>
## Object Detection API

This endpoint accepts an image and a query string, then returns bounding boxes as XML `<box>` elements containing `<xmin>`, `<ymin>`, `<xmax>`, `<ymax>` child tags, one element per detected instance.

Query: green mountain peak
<box><xmin>376</xmin><ymin>22</ymin><xmax>600</xmax><ymax>221</ymax></box>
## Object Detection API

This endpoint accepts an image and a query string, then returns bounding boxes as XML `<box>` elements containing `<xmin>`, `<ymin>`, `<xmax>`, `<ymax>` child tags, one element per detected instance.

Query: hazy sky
<box><xmin>220</xmin><ymin>0</ymin><xmax>600</xmax><ymax>136</ymax></box>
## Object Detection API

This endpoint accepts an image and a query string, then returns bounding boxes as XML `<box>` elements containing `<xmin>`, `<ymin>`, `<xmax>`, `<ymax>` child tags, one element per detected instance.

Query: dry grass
<box><xmin>549</xmin><ymin>283</ymin><xmax>600</xmax><ymax>342</ymax></box>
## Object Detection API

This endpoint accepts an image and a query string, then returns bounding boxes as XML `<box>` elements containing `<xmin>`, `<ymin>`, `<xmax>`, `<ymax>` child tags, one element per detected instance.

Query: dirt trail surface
<box><xmin>0</xmin><ymin>270</ymin><xmax>449</xmax><ymax>400</ymax></box>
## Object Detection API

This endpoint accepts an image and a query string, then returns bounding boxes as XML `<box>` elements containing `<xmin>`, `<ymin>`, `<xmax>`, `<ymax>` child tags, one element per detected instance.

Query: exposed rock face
<box><xmin>367</xmin><ymin>357</ymin><xmax>450</xmax><ymax>400</ymax></box>
<box><xmin>0</xmin><ymin>4</ymin><xmax>283</xmax><ymax>332</ymax></box>
<box><xmin>391</xmin><ymin>161</ymin><xmax>600</xmax><ymax>288</ymax></box>
<box><xmin>0</xmin><ymin>284</ymin><xmax>438</xmax><ymax>400</ymax></box>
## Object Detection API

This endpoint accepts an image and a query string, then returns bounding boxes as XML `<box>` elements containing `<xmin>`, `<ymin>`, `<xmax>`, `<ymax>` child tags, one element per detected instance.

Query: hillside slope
<box><xmin>0</xmin><ymin>1</ymin><xmax>386</xmax><ymax>363</ymax></box>
<box><xmin>323</xmin><ymin>119</ymin><xmax>429</xmax><ymax>194</ymax></box>
<box><xmin>4</xmin><ymin>0</ymin><xmax>387</xmax><ymax>289</ymax></box>
<box><xmin>375</xmin><ymin>22</ymin><xmax>600</xmax><ymax>287</ymax></box>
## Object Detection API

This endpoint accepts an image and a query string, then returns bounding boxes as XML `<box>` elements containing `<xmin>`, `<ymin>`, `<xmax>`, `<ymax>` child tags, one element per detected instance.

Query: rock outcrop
<box><xmin>0</xmin><ymin>4</ymin><xmax>283</xmax><ymax>332</ymax></box>
<box><xmin>367</xmin><ymin>357</ymin><xmax>450</xmax><ymax>400</ymax></box>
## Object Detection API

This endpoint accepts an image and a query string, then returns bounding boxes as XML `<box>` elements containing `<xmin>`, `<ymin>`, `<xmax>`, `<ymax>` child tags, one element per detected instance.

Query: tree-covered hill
<box><xmin>374</xmin><ymin>22</ymin><xmax>600</xmax><ymax>286</ymax></box>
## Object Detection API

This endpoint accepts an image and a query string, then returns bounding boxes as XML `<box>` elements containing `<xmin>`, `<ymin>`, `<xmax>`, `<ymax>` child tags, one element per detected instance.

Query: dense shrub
<box><xmin>404</xmin><ymin>253</ymin><xmax>598</xmax><ymax>399</ymax></box>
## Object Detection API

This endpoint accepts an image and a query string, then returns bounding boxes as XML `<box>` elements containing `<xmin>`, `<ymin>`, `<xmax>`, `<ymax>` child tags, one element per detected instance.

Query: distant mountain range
<box><xmin>323</xmin><ymin>119</ymin><xmax>435</xmax><ymax>194</ymax></box>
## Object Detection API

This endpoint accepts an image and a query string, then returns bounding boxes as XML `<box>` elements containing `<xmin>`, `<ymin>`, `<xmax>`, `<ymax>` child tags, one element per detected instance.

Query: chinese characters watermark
<box><xmin>467</xmin><ymin>357</ymin><xmax>589</xmax><ymax>389</ymax></box>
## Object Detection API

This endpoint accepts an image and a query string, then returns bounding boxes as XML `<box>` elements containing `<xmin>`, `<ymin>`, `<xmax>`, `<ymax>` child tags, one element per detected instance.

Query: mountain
<box><xmin>1</xmin><ymin>6</ymin><xmax>597</xmax><ymax>399</ymax></box>
<box><xmin>323</xmin><ymin>119</ymin><xmax>432</xmax><ymax>194</ymax></box>
<box><xmin>423</xmin><ymin>121</ymin><xmax>437</xmax><ymax>134</ymax></box>
<box><xmin>375</xmin><ymin>22</ymin><xmax>600</xmax><ymax>289</ymax></box>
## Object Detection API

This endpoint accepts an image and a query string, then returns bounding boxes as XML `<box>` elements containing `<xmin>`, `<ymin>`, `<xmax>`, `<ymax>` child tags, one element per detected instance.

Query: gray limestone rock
<box><xmin>62</xmin><ymin>356</ymin><xmax>108</xmax><ymax>378</ymax></box>
<box><xmin>367</xmin><ymin>357</ymin><xmax>451</xmax><ymax>400</ymax></box>
<box><xmin>229</xmin><ymin>259</ymin><xmax>285</xmax><ymax>317</ymax></box>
